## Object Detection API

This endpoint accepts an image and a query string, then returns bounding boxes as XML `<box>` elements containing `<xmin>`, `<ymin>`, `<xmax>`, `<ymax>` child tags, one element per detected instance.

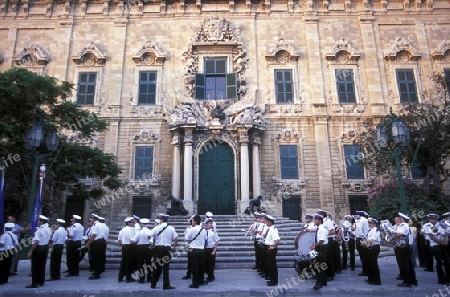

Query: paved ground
<box><xmin>0</xmin><ymin>256</ymin><xmax>446</xmax><ymax>297</ymax></box>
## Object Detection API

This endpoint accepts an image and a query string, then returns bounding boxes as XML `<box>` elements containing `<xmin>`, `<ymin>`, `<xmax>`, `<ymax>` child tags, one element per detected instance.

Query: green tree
<box><xmin>0</xmin><ymin>68</ymin><xmax>122</xmax><ymax>222</ymax></box>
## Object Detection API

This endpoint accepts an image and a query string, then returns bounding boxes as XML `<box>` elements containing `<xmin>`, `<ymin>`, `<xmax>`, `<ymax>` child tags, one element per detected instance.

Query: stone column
<box><xmin>239</xmin><ymin>129</ymin><xmax>250</xmax><ymax>213</ymax></box>
<box><xmin>183</xmin><ymin>128</ymin><xmax>194</xmax><ymax>213</ymax></box>
<box><xmin>251</xmin><ymin>131</ymin><xmax>262</xmax><ymax>197</ymax></box>
<box><xmin>171</xmin><ymin>131</ymin><xmax>181</xmax><ymax>200</ymax></box>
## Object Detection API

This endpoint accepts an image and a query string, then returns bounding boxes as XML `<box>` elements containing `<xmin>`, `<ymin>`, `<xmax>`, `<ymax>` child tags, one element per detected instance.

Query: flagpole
<box><xmin>0</xmin><ymin>168</ymin><xmax>4</xmax><ymax>226</ymax></box>
<box><xmin>31</xmin><ymin>164</ymin><xmax>46</xmax><ymax>233</ymax></box>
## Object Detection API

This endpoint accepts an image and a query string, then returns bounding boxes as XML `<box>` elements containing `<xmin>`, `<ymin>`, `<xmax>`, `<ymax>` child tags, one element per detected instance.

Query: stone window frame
<box><xmin>131</xmin><ymin>41</ymin><xmax>166</xmax><ymax>106</ymax></box>
<box><xmin>12</xmin><ymin>44</ymin><xmax>51</xmax><ymax>76</ymax></box>
<box><xmin>128</xmin><ymin>129</ymin><xmax>162</xmax><ymax>182</ymax></box>
<box><xmin>271</xmin><ymin>130</ymin><xmax>305</xmax><ymax>180</ymax></box>
<box><xmin>324</xmin><ymin>39</ymin><xmax>366</xmax><ymax>110</ymax></box>
<box><xmin>72</xmin><ymin>42</ymin><xmax>107</xmax><ymax>107</ymax></box>
<box><xmin>384</xmin><ymin>37</ymin><xmax>423</xmax><ymax>106</ymax></box>
<box><xmin>265</xmin><ymin>38</ymin><xmax>301</xmax><ymax>105</ymax></box>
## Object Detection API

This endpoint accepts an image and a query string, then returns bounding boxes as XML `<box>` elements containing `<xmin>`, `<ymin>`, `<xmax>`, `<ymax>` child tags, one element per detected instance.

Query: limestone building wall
<box><xmin>0</xmin><ymin>0</ymin><xmax>449</xmax><ymax>225</ymax></box>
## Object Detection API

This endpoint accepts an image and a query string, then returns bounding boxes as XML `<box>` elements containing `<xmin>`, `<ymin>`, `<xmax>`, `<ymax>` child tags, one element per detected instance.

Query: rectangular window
<box><xmin>279</xmin><ymin>145</ymin><xmax>299</xmax><ymax>179</ymax></box>
<box><xmin>335</xmin><ymin>69</ymin><xmax>356</xmax><ymax>103</ymax></box>
<box><xmin>396</xmin><ymin>69</ymin><xmax>418</xmax><ymax>103</ymax></box>
<box><xmin>344</xmin><ymin>145</ymin><xmax>365</xmax><ymax>179</ymax></box>
<box><xmin>445</xmin><ymin>69</ymin><xmax>450</xmax><ymax>97</ymax></box>
<box><xmin>135</xmin><ymin>146</ymin><xmax>154</xmax><ymax>180</ymax></box>
<box><xmin>138</xmin><ymin>71</ymin><xmax>157</xmax><ymax>104</ymax></box>
<box><xmin>274</xmin><ymin>69</ymin><xmax>293</xmax><ymax>103</ymax></box>
<box><xmin>77</xmin><ymin>72</ymin><xmax>97</xmax><ymax>105</ymax></box>
<box><xmin>195</xmin><ymin>58</ymin><xmax>237</xmax><ymax>100</ymax></box>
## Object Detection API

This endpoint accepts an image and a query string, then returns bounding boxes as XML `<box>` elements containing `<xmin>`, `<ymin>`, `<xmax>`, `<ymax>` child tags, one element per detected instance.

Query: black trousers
<box><xmin>265</xmin><ymin>246</ymin><xmax>278</xmax><ymax>284</ymax></box>
<box><xmin>191</xmin><ymin>248</ymin><xmax>205</xmax><ymax>286</ymax></box>
<box><xmin>50</xmin><ymin>244</ymin><xmax>64</xmax><ymax>279</ymax></box>
<box><xmin>356</xmin><ymin>239</ymin><xmax>367</xmax><ymax>274</ymax></box>
<box><xmin>152</xmin><ymin>246</ymin><xmax>172</xmax><ymax>286</ymax></box>
<box><xmin>90</xmin><ymin>240</ymin><xmax>104</xmax><ymax>277</ymax></box>
<box><xmin>185</xmin><ymin>250</ymin><xmax>192</xmax><ymax>277</ymax></box>
<box><xmin>342</xmin><ymin>238</ymin><xmax>355</xmax><ymax>269</ymax></box>
<box><xmin>424</xmin><ymin>240</ymin><xmax>434</xmax><ymax>270</ymax></box>
<box><xmin>31</xmin><ymin>245</ymin><xmax>49</xmax><ymax>286</ymax></box>
<box><xmin>326</xmin><ymin>238</ymin><xmax>338</xmax><ymax>277</ymax></box>
<box><xmin>98</xmin><ymin>239</ymin><xmax>107</xmax><ymax>273</ymax></box>
<box><xmin>118</xmin><ymin>244</ymin><xmax>136</xmax><ymax>280</ymax></box>
<box><xmin>314</xmin><ymin>245</ymin><xmax>328</xmax><ymax>287</ymax></box>
<box><xmin>431</xmin><ymin>245</ymin><xmax>450</xmax><ymax>283</ymax></box>
<box><xmin>256</xmin><ymin>242</ymin><xmax>265</xmax><ymax>272</ymax></box>
<box><xmin>136</xmin><ymin>244</ymin><xmax>152</xmax><ymax>282</ymax></box>
<box><xmin>66</xmin><ymin>240</ymin><xmax>81</xmax><ymax>275</ymax></box>
<box><xmin>394</xmin><ymin>245</ymin><xmax>417</xmax><ymax>285</ymax></box>
<box><xmin>0</xmin><ymin>249</ymin><xmax>13</xmax><ymax>284</ymax></box>
<box><xmin>253</xmin><ymin>239</ymin><xmax>260</xmax><ymax>269</ymax></box>
<box><xmin>204</xmin><ymin>247</ymin><xmax>216</xmax><ymax>279</ymax></box>
<box><xmin>365</xmin><ymin>245</ymin><xmax>381</xmax><ymax>284</ymax></box>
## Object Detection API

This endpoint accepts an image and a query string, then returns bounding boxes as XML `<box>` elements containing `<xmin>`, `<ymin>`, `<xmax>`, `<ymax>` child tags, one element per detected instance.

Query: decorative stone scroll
<box><xmin>430</xmin><ymin>40</ymin><xmax>450</xmax><ymax>63</ymax></box>
<box><xmin>129</xmin><ymin>129</ymin><xmax>161</xmax><ymax>143</ymax></box>
<box><xmin>272</xmin><ymin>129</ymin><xmax>300</xmax><ymax>142</ymax></box>
<box><xmin>265</xmin><ymin>38</ymin><xmax>300</xmax><ymax>64</ymax></box>
<box><xmin>341</xmin><ymin>178</ymin><xmax>374</xmax><ymax>192</ymax></box>
<box><xmin>324</xmin><ymin>38</ymin><xmax>360</xmax><ymax>64</ymax></box>
<box><xmin>271</xmin><ymin>176</ymin><xmax>308</xmax><ymax>197</ymax></box>
<box><xmin>72</xmin><ymin>42</ymin><xmax>107</xmax><ymax>66</ymax></box>
<box><xmin>12</xmin><ymin>44</ymin><xmax>50</xmax><ymax>68</ymax></box>
<box><xmin>132</xmin><ymin>41</ymin><xmax>166</xmax><ymax>66</ymax></box>
<box><xmin>384</xmin><ymin>37</ymin><xmax>421</xmax><ymax>63</ymax></box>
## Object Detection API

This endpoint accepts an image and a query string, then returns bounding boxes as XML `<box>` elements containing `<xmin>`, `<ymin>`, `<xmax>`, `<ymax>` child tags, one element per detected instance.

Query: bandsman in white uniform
<box><xmin>264</xmin><ymin>215</ymin><xmax>280</xmax><ymax>287</ymax></box>
<box><xmin>131</xmin><ymin>218</ymin><xmax>153</xmax><ymax>283</ymax></box>
<box><xmin>0</xmin><ymin>222</ymin><xmax>19</xmax><ymax>284</ymax></box>
<box><xmin>117</xmin><ymin>217</ymin><xmax>137</xmax><ymax>282</ymax></box>
<box><xmin>26</xmin><ymin>215</ymin><xmax>52</xmax><ymax>288</ymax></box>
<box><xmin>48</xmin><ymin>219</ymin><xmax>66</xmax><ymax>281</ymax></box>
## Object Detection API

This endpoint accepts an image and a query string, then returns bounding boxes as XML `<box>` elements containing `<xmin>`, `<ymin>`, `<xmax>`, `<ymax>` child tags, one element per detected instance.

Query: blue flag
<box><xmin>0</xmin><ymin>169</ymin><xmax>4</xmax><ymax>226</ymax></box>
<box><xmin>31</xmin><ymin>180</ymin><xmax>43</xmax><ymax>233</ymax></box>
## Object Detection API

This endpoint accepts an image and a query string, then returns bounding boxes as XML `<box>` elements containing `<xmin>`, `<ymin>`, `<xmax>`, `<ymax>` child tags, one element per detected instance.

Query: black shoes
<box><xmin>163</xmin><ymin>285</ymin><xmax>175</xmax><ymax>290</ymax></box>
<box><xmin>397</xmin><ymin>283</ymin><xmax>411</xmax><ymax>287</ymax></box>
<box><xmin>150</xmin><ymin>283</ymin><xmax>156</xmax><ymax>289</ymax></box>
<box><xmin>181</xmin><ymin>275</ymin><xmax>191</xmax><ymax>280</ymax></box>
<box><xmin>25</xmin><ymin>284</ymin><xmax>38</xmax><ymax>288</ymax></box>
<box><xmin>267</xmin><ymin>282</ymin><xmax>278</xmax><ymax>286</ymax></box>
<box><xmin>313</xmin><ymin>285</ymin><xmax>322</xmax><ymax>290</ymax></box>
<box><xmin>189</xmin><ymin>284</ymin><xmax>199</xmax><ymax>288</ymax></box>
<box><xmin>46</xmin><ymin>278</ymin><xmax>59</xmax><ymax>281</ymax></box>
<box><xmin>358</xmin><ymin>272</ymin><xmax>367</xmax><ymax>276</ymax></box>
<box><xmin>125</xmin><ymin>279</ymin><xmax>136</xmax><ymax>283</ymax></box>
<box><xmin>88</xmin><ymin>275</ymin><xmax>100</xmax><ymax>280</ymax></box>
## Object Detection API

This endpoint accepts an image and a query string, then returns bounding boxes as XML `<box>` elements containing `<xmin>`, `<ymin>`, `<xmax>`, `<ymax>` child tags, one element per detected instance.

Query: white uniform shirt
<box><xmin>264</xmin><ymin>225</ymin><xmax>280</xmax><ymax>246</ymax></box>
<box><xmin>355</xmin><ymin>217</ymin><xmax>369</xmax><ymax>239</ymax></box>
<box><xmin>205</xmin><ymin>228</ymin><xmax>220</xmax><ymax>248</ymax></box>
<box><xmin>52</xmin><ymin>226</ymin><xmax>67</xmax><ymax>244</ymax></box>
<box><xmin>150</xmin><ymin>222</ymin><xmax>178</xmax><ymax>247</ymax></box>
<box><xmin>68</xmin><ymin>222</ymin><xmax>84</xmax><ymax>241</ymax></box>
<box><xmin>132</xmin><ymin>227</ymin><xmax>152</xmax><ymax>245</ymax></box>
<box><xmin>33</xmin><ymin>223</ymin><xmax>52</xmax><ymax>245</ymax></box>
<box><xmin>323</xmin><ymin>217</ymin><xmax>335</xmax><ymax>238</ymax></box>
<box><xmin>395</xmin><ymin>223</ymin><xmax>410</xmax><ymax>245</ymax></box>
<box><xmin>90</xmin><ymin>221</ymin><xmax>102</xmax><ymax>240</ymax></box>
<box><xmin>97</xmin><ymin>222</ymin><xmax>109</xmax><ymax>240</ymax></box>
<box><xmin>185</xmin><ymin>225</ymin><xmax>207</xmax><ymax>249</ymax></box>
<box><xmin>421</xmin><ymin>222</ymin><xmax>433</xmax><ymax>241</ymax></box>
<box><xmin>367</xmin><ymin>226</ymin><xmax>381</xmax><ymax>245</ymax></box>
<box><xmin>118</xmin><ymin>225</ymin><xmax>136</xmax><ymax>245</ymax></box>
<box><xmin>316</xmin><ymin>224</ymin><xmax>328</xmax><ymax>245</ymax></box>
<box><xmin>0</xmin><ymin>232</ymin><xmax>17</xmax><ymax>251</ymax></box>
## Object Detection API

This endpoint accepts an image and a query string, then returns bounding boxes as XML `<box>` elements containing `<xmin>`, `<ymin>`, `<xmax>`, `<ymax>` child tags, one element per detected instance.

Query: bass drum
<box><xmin>293</xmin><ymin>232</ymin><xmax>317</xmax><ymax>276</ymax></box>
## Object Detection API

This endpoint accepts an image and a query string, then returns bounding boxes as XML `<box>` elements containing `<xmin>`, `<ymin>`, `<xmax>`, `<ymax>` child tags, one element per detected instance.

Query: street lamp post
<box><xmin>24</xmin><ymin>123</ymin><xmax>59</xmax><ymax>230</ymax></box>
<box><xmin>376</xmin><ymin>109</ymin><xmax>411</xmax><ymax>214</ymax></box>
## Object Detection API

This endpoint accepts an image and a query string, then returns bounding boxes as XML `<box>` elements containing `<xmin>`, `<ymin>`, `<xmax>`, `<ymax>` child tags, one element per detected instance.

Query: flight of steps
<box><xmin>101</xmin><ymin>215</ymin><xmax>302</xmax><ymax>270</ymax></box>
<box><xmin>90</xmin><ymin>215</ymin><xmax>395</xmax><ymax>270</ymax></box>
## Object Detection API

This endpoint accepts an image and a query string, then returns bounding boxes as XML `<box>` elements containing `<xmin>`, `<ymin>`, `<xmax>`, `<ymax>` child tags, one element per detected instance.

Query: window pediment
<box><xmin>129</xmin><ymin>129</ymin><xmax>161</xmax><ymax>144</ymax></box>
<box><xmin>132</xmin><ymin>41</ymin><xmax>166</xmax><ymax>66</ymax></box>
<box><xmin>265</xmin><ymin>38</ymin><xmax>300</xmax><ymax>64</ymax></box>
<box><xmin>72</xmin><ymin>42</ymin><xmax>106</xmax><ymax>66</ymax></box>
<box><xmin>12</xmin><ymin>44</ymin><xmax>50</xmax><ymax>67</ymax></box>
<box><xmin>324</xmin><ymin>38</ymin><xmax>360</xmax><ymax>64</ymax></box>
<box><xmin>430</xmin><ymin>40</ymin><xmax>450</xmax><ymax>63</ymax></box>
<box><xmin>384</xmin><ymin>37</ymin><xmax>421</xmax><ymax>63</ymax></box>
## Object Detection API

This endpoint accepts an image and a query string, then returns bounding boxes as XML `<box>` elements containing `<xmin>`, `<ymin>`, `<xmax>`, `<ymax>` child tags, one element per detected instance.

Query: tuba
<box><xmin>380</xmin><ymin>220</ymin><xmax>399</xmax><ymax>247</ymax></box>
<box><xmin>342</xmin><ymin>221</ymin><xmax>352</xmax><ymax>242</ymax></box>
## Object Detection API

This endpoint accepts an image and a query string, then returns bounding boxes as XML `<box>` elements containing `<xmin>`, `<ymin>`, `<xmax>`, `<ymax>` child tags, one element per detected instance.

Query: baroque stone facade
<box><xmin>1</xmin><ymin>0</ymin><xmax>449</xmax><ymax>227</ymax></box>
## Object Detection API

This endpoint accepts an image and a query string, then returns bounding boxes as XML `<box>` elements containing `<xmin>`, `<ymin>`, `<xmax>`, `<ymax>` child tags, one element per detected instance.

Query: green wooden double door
<box><xmin>198</xmin><ymin>143</ymin><xmax>235</xmax><ymax>215</ymax></box>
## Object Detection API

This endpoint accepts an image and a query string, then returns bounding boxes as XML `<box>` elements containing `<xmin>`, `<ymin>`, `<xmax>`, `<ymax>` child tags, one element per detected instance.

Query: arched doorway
<box><xmin>198</xmin><ymin>142</ymin><xmax>235</xmax><ymax>214</ymax></box>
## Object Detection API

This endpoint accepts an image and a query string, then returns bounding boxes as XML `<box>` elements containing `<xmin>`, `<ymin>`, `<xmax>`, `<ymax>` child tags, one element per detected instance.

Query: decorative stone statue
<box><xmin>167</xmin><ymin>195</ymin><xmax>189</xmax><ymax>215</ymax></box>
